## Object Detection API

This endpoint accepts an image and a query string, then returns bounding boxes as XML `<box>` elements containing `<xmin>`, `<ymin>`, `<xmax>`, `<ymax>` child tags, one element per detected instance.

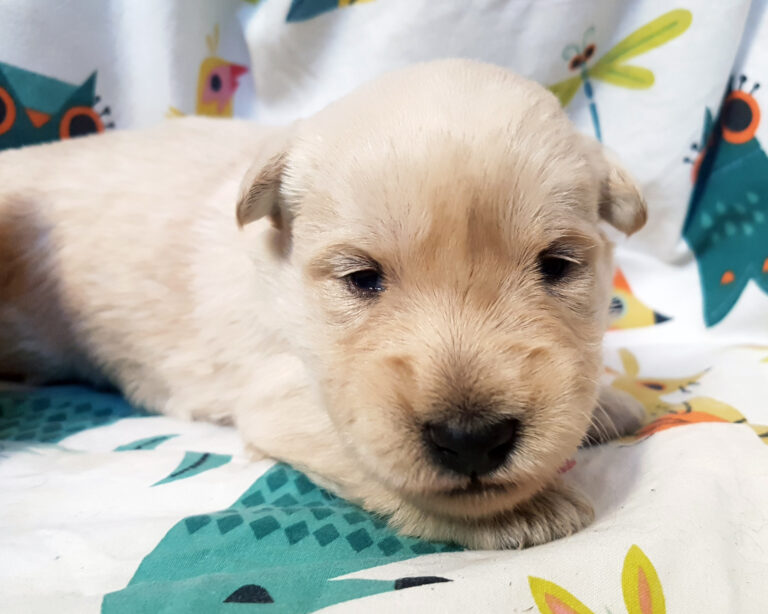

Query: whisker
<box><xmin>592</xmin><ymin>402</ymin><xmax>621</xmax><ymax>442</ymax></box>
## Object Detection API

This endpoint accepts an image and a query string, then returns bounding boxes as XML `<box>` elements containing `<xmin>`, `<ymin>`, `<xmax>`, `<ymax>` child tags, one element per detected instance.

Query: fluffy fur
<box><xmin>0</xmin><ymin>60</ymin><xmax>645</xmax><ymax>549</ymax></box>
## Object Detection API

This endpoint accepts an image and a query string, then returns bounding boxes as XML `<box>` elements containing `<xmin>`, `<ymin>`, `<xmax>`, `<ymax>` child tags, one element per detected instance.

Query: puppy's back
<box><xmin>0</xmin><ymin>118</ymin><xmax>271</xmax><ymax>395</ymax></box>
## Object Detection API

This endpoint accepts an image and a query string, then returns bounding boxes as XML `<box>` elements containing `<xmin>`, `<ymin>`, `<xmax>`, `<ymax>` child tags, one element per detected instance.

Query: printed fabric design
<box><xmin>0</xmin><ymin>61</ymin><xmax>110</xmax><ymax>151</ymax></box>
<box><xmin>529</xmin><ymin>544</ymin><xmax>666</xmax><ymax>614</ymax></box>
<box><xmin>548</xmin><ymin>9</ymin><xmax>691</xmax><ymax>141</ymax></box>
<box><xmin>0</xmin><ymin>385</ymin><xmax>144</xmax><ymax>443</ymax></box>
<box><xmin>285</xmin><ymin>0</ymin><xmax>377</xmax><ymax>23</ymax></box>
<box><xmin>608</xmin><ymin>348</ymin><xmax>768</xmax><ymax>443</ymax></box>
<box><xmin>609</xmin><ymin>269</ymin><xmax>670</xmax><ymax>330</ymax></box>
<box><xmin>168</xmin><ymin>25</ymin><xmax>247</xmax><ymax>118</ymax></box>
<box><xmin>683</xmin><ymin>76</ymin><xmax>768</xmax><ymax>326</ymax></box>
<box><xmin>102</xmin><ymin>463</ymin><xmax>459</xmax><ymax>614</ymax></box>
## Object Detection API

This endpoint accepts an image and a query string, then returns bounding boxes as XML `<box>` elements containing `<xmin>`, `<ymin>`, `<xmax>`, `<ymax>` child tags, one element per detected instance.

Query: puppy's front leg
<box><xmin>585</xmin><ymin>385</ymin><xmax>646</xmax><ymax>444</ymax></box>
<box><xmin>387</xmin><ymin>480</ymin><xmax>594</xmax><ymax>550</ymax></box>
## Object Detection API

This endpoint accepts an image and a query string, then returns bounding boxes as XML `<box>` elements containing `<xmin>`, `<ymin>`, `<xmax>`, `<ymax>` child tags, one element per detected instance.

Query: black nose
<box><xmin>424</xmin><ymin>417</ymin><xmax>520</xmax><ymax>477</ymax></box>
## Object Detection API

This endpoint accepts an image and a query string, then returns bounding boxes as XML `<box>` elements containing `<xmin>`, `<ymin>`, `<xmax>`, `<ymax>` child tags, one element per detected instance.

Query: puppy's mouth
<box><xmin>440</xmin><ymin>477</ymin><xmax>515</xmax><ymax>498</ymax></box>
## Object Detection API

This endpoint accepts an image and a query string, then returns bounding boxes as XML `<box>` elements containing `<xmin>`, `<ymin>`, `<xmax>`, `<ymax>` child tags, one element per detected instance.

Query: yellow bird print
<box><xmin>609</xmin><ymin>269</ymin><xmax>669</xmax><ymax>330</ymax></box>
<box><xmin>168</xmin><ymin>25</ymin><xmax>248</xmax><ymax>119</ymax></box>
<box><xmin>607</xmin><ymin>348</ymin><xmax>768</xmax><ymax>443</ymax></box>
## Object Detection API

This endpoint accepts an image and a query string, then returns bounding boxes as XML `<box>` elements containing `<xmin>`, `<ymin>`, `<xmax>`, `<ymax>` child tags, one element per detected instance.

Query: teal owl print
<box><xmin>683</xmin><ymin>76</ymin><xmax>768</xmax><ymax>326</ymax></box>
<box><xmin>0</xmin><ymin>61</ymin><xmax>111</xmax><ymax>151</ymax></box>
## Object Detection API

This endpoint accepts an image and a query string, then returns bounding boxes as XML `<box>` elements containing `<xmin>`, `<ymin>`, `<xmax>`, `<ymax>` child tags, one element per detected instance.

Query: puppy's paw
<box><xmin>392</xmin><ymin>481</ymin><xmax>594</xmax><ymax>550</ymax></box>
<box><xmin>585</xmin><ymin>385</ymin><xmax>645</xmax><ymax>444</ymax></box>
<box><xmin>483</xmin><ymin>481</ymin><xmax>594</xmax><ymax>549</ymax></box>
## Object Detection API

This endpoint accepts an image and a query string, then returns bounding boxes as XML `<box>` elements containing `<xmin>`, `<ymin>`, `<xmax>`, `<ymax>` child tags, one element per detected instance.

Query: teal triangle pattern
<box><xmin>102</xmin><ymin>463</ymin><xmax>461</xmax><ymax>613</ymax></box>
<box><xmin>0</xmin><ymin>386</ymin><xmax>146</xmax><ymax>443</ymax></box>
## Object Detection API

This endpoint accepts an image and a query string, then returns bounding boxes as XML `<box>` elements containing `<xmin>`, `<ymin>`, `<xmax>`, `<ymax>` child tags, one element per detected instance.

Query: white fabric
<box><xmin>1</xmin><ymin>1</ymin><xmax>768</xmax><ymax>612</ymax></box>
<box><xmin>2</xmin><ymin>366</ymin><xmax>767</xmax><ymax>612</ymax></box>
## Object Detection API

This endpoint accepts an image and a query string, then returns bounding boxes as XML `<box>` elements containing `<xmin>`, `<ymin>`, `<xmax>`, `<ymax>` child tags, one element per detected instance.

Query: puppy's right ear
<box><xmin>596</xmin><ymin>148</ymin><xmax>647</xmax><ymax>236</ymax></box>
<box><xmin>236</xmin><ymin>136</ymin><xmax>292</xmax><ymax>231</ymax></box>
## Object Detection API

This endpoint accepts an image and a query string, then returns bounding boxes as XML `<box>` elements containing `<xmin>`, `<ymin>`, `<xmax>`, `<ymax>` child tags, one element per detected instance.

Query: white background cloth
<box><xmin>1</xmin><ymin>1</ymin><xmax>767</xmax><ymax>612</ymax></box>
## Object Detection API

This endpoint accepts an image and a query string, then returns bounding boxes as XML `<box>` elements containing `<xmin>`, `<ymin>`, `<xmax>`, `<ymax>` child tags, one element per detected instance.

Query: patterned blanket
<box><xmin>1</xmin><ymin>1</ymin><xmax>768</xmax><ymax>612</ymax></box>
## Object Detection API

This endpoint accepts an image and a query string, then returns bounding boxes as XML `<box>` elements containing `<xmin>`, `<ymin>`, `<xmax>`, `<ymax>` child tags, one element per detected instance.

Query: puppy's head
<box><xmin>237</xmin><ymin>60</ymin><xmax>646</xmax><ymax>518</ymax></box>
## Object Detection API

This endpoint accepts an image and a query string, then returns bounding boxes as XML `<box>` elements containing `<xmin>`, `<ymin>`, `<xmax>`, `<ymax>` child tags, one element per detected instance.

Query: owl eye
<box><xmin>59</xmin><ymin>106</ymin><xmax>104</xmax><ymax>140</ymax></box>
<box><xmin>721</xmin><ymin>90</ymin><xmax>760</xmax><ymax>144</ymax></box>
<box><xmin>0</xmin><ymin>86</ymin><xmax>17</xmax><ymax>136</ymax></box>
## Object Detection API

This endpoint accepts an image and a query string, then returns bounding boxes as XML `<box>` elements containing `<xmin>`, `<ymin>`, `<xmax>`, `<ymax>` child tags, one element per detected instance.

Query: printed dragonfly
<box><xmin>549</xmin><ymin>9</ymin><xmax>692</xmax><ymax>141</ymax></box>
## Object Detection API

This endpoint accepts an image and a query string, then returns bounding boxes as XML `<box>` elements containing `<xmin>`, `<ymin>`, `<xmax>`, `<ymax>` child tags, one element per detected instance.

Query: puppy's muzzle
<box><xmin>423</xmin><ymin>417</ymin><xmax>520</xmax><ymax>477</ymax></box>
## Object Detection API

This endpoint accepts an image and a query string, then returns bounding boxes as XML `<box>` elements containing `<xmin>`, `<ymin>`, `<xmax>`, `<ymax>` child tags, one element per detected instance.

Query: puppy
<box><xmin>0</xmin><ymin>60</ymin><xmax>645</xmax><ymax>549</ymax></box>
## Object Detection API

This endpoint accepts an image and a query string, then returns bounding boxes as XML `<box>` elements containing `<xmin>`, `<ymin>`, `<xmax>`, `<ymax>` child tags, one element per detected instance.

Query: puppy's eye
<box><xmin>346</xmin><ymin>268</ymin><xmax>384</xmax><ymax>295</ymax></box>
<box><xmin>538</xmin><ymin>252</ymin><xmax>575</xmax><ymax>284</ymax></box>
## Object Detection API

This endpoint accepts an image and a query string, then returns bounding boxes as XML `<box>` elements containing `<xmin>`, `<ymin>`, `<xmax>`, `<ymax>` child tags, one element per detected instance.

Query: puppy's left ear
<box><xmin>236</xmin><ymin>130</ymin><xmax>294</xmax><ymax>231</ymax></box>
<box><xmin>597</xmin><ymin>149</ymin><xmax>648</xmax><ymax>236</ymax></box>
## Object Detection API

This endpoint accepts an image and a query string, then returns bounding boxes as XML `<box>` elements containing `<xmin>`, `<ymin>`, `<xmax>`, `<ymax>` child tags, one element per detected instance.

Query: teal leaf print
<box><xmin>153</xmin><ymin>451</ymin><xmax>231</xmax><ymax>486</ymax></box>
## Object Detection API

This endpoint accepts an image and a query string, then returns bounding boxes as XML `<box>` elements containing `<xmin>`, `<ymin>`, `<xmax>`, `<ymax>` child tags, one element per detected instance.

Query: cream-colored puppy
<box><xmin>0</xmin><ymin>60</ymin><xmax>645</xmax><ymax>549</ymax></box>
